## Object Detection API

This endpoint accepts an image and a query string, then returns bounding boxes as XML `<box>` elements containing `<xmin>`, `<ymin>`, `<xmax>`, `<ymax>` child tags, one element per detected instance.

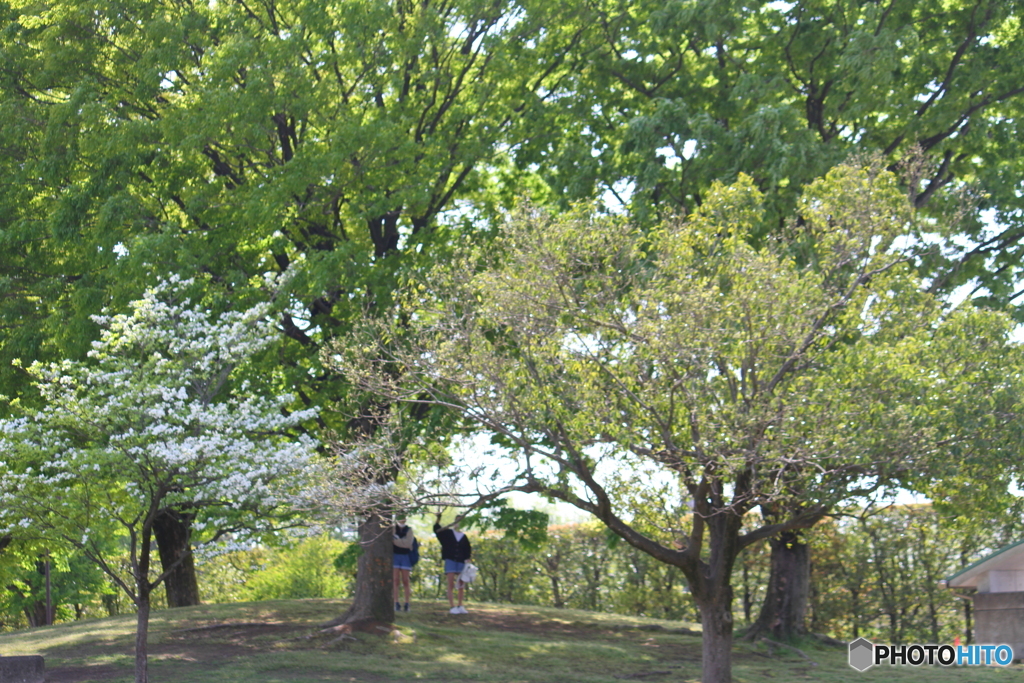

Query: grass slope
<box><xmin>0</xmin><ymin>600</ymin><xmax>1016</xmax><ymax>683</ymax></box>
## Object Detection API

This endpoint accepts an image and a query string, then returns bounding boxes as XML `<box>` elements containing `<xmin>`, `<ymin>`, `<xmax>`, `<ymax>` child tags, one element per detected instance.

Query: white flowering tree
<box><xmin>0</xmin><ymin>278</ymin><xmax>318</xmax><ymax>683</ymax></box>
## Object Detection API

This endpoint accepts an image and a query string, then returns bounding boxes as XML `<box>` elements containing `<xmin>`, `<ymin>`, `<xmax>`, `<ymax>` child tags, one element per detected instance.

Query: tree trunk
<box><xmin>850</xmin><ymin>590</ymin><xmax>860</xmax><ymax>638</ymax></box>
<box><xmin>135</xmin><ymin>590</ymin><xmax>150</xmax><ymax>683</ymax></box>
<box><xmin>687</xmin><ymin>503</ymin><xmax>744</xmax><ymax>683</ymax></box>
<box><xmin>135</xmin><ymin>523</ymin><xmax>154</xmax><ymax>683</ymax></box>
<box><xmin>746</xmin><ymin>531</ymin><xmax>809</xmax><ymax>641</ymax></box>
<box><xmin>550</xmin><ymin>575</ymin><xmax>562</xmax><ymax>608</ymax></box>
<box><xmin>696</xmin><ymin>587</ymin><xmax>735</xmax><ymax>683</ymax></box>
<box><xmin>22</xmin><ymin>559</ymin><xmax>54</xmax><ymax>626</ymax></box>
<box><xmin>323</xmin><ymin>512</ymin><xmax>394</xmax><ymax>626</ymax></box>
<box><xmin>153</xmin><ymin>509</ymin><xmax>201</xmax><ymax>608</ymax></box>
<box><xmin>546</xmin><ymin>556</ymin><xmax>563</xmax><ymax>608</ymax></box>
<box><xmin>24</xmin><ymin>600</ymin><xmax>51</xmax><ymax>627</ymax></box>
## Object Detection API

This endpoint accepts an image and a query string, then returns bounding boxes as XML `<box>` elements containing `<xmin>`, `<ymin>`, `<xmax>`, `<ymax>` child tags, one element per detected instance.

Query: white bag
<box><xmin>459</xmin><ymin>562</ymin><xmax>478</xmax><ymax>584</ymax></box>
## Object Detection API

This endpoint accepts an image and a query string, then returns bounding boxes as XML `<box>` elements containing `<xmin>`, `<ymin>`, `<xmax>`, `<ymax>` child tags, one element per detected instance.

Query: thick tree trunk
<box><xmin>746</xmin><ymin>531</ymin><xmax>809</xmax><ymax>641</ymax></box>
<box><xmin>153</xmin><ymin>509</ymin><xmax>201</xmax><ymax>607</ymax></box>
<box><xmin>696</xmin><ymin>587</ymin><xmax>735</xmax><ymax>683</ymax></box>
<box><xmin>324</xmin><ymin>512</ymin><xmax>394</xmax><ymax>626</ymax></box>
<box><xmin>687</xmin><ymin>503</ymin><xmax>744</xmax><ymax>683</ymax></box>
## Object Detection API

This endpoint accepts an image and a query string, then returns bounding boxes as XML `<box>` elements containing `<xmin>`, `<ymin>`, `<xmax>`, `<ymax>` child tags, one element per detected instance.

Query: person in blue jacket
<box><xmin>434</xmin><ymin>512</ymin><xmax>472</xmax><ymax>614</ymax></box>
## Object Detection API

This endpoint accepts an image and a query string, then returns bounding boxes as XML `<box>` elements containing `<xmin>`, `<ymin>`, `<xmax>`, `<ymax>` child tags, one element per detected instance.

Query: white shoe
<box><xmin>456</xmin><ymin>606</ymin><xmax>468</xmax><ymax>614</ymax></box>
<box><xmin>449</xmin><ymin>607</ymin><xmax>461</xmax><ymax>614</ymax></box>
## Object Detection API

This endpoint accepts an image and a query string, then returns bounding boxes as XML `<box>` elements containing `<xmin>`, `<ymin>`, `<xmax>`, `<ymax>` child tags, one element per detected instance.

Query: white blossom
<box><xmin>0</xmin><ymin>276</ymin><xmax>320</xmax><ymax>604</ymax></box>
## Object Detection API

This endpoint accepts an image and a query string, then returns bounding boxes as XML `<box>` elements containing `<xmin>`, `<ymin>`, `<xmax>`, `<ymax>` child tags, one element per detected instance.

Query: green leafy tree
<box><xmin>550</xmin><ymin>524</ymin><xmax>620</xmax><ymax>614</ymax></box>
<box><xmin>0</xmin><ymin>541</ymin><xmax>112</xmax><ymax>628</ymax></box>
<box><xmin>544</xmin><ymin>0</ymin><xmax>1024</xmax><ymax>304</ymax></box>
<box><xmin>517</xmin><ymin>0</ymin><xmax>1024</xmax><ymax>641</ymax></box>
<box><xmin>338</xmin><ymin>165</ymin><xmax>1023</xmax><ymax>683</ymax></box>
<box><xmin>242</xmin><ymin>535</ymin><xmax>352</xmax><ymax>601</ymax></box>
<box><xmin>0</xmin><ymin>279</ymin><xmax>318</xmax><ymax>683</ymax></box>
<box><xmin>805</xmin><ymin>505</ymin><xmax>1023</xmax><ymax>644</ymax></box>
<box><xmin>0</xmin><ymin>0</ymin><xmax>596</xmax><ymax>622</ymax></box>
<box><xmin>470</xmin><ymin>533</ymin><xmax>545</xmax><ymax>605</ymax></box>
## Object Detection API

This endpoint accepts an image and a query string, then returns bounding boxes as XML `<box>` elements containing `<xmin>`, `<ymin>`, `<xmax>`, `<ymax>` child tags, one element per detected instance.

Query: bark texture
<box><xmin>135</xmin><ymin>593</ymin><xmax>150</xmax><ymax>683</ymax></box>
<box><xmin>153</xmin><ymin>509</ymin><xmax>201</xmax><ymax>607</ymax></box>
<box><xmin>323</xmin><ymin>512</ymin><xmax>395</xmax><ymax>626</ymax></box>
<box><xmin>134</xmin><ymin>522</ymin><xmax>155</xmax><ymax>683</ymax></box>
<box><xmin>746</xmin><ymin>531</ymin><xmax>810</xmax><ymax>641</ymax></box>
<box><xmin>698</xmin><ymin>593</ymin><xmax>735</xmax><ymax>683</ymax></box>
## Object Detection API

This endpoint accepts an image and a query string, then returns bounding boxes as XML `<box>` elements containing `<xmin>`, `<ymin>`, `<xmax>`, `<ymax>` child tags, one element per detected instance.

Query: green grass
<box><xmin>0</xmin><ymin>600</ymin><xmax>1018</xmax><ymax>682</ymax></box>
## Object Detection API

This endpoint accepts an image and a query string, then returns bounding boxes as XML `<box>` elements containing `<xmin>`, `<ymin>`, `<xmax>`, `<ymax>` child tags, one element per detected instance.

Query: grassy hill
<box><xmin>0</xmin><ymin>600</ymin><xmax>1017</xmax><ymax>682</ymax></box>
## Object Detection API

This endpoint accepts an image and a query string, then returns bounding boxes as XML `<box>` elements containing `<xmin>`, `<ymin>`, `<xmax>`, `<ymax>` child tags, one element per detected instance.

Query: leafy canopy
<box><xmin>539</xmin><ymin>0</ymin><xmax>1024</xmax><ymax>314</ymax></box>
<box><xmin>337</xmin><ymin>164</ymin><xmax>1023</xmax><ymax>681</ymax></box>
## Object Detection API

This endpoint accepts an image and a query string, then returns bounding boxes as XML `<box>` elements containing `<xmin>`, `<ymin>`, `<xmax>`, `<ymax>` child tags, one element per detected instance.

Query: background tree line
<box><xmin>467</xmin><ymin>506</ymin><xmax>1019</xmax><ymax>646</ymax></box>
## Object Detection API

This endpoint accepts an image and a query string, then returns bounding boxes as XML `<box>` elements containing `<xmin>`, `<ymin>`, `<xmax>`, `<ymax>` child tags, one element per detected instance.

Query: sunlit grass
<box><xmin>0</xmin><ymin>600</ymin><xmax>1020</xmax><ymax>682</ymax></box>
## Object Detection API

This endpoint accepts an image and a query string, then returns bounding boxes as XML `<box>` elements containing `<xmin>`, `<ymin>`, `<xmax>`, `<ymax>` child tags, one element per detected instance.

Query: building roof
<box><xmin>946</xmin><ymin>539</ymin><xmax>1024</xmax><ymax>589</ymax></box>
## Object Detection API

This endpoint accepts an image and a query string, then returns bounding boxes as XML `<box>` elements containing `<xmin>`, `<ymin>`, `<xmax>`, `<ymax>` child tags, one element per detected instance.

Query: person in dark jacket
<box><xmin>393</xmin><ymin>519</ymin><xmax>415</xmax><ymax>612</ymax></box>
<box><xmin>434</xmin><ymin>512</ymin><xmax>472</xmax><ymax>614</ymax></box>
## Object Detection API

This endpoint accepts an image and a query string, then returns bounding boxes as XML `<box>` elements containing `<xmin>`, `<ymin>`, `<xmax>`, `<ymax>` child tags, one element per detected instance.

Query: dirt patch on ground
<box><xmin>320</xmin><ymin>619</ymin><xmax>399</xmax><ymax>637</ymax></box>
<box><xmin>45</xmin><ymin>620</ymin><xmax>317</xmax><ymax>682</ymax></box>
<box><xmin>422</xmin><ymin>606</ymin><xmax>599</xmax><ymax>637</ymax></box>
<box><xmin>166</xmin><ymin>619</ymin><xmax>299</xmax><ymax>645</ymax></box>
<box><xmin>422</xmin><ymin>605</ymin><xmax>698</xmax><ymax>640</ymax></box>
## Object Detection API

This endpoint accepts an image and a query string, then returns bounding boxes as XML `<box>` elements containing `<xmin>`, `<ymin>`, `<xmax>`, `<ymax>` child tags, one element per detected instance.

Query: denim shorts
<box><xmin>393</xmin><ymin>553</ymin><xmax>413</xmax><ymax>570</ymax></box>
<box><xmin>444</xmin><ymin>560</ymin><xmax>466</xmax><ymax>574</ymax></box>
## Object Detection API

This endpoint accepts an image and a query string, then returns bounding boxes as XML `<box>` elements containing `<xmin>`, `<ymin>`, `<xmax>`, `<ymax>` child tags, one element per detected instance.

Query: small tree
<box><xmin>0</xmin><ymin>278</ymin><xmax>318</xmax><ymax>683</ymax></box>
<box><xmin>0</xmin><ymin>539</ymin><xmax>111</xmax><ymax>627</ymax></box>
<box><xmin>337</xmin><ymin>164</ymin><xmax>1023</xmax><ymax>683</ymax></box>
